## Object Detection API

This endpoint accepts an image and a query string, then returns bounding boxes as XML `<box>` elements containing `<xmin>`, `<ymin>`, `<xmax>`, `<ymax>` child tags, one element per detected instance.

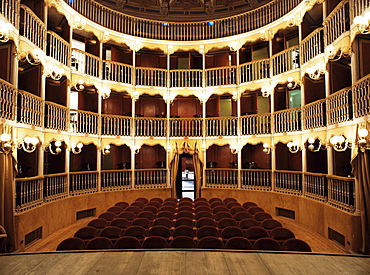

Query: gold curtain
<box><xmin>0</xmin><ymin>124</ymin><xmax>17</xmax><ymax>251</ymax></box>
<box><xmin>169</xmin><ymin>141</ymin><xmax>203</xmax><ymax>198</ymax></box>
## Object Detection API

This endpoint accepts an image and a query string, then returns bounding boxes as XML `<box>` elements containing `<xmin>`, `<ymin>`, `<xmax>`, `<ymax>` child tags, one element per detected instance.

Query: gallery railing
<box><xmin>241</xmin><ymin>169</ymin><xmax>272</xmax><ymax>191</ymax></box>
<box><xmin>326</xmin><ymin>88</ymin><xmax>352</xmax><ymax>125</ymax></box>
<box><xmin>0</xmin><ymin>78</ymin><xmax>17</xmax><ymax>121</ymax></box>
<box><xmin>206</xmin><ymin>169</ymin><xmax>238</xmax><ymax>189</ymax></box>
<box><xmin>17</xmin><ymin>90</ymin><xmax>43</xmax><ymax>127</ymax></box>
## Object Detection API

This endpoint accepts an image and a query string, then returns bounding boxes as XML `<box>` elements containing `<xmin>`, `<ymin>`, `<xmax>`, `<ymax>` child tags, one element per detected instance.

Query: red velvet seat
<box><xmin>130</xmin><ymin>201</ymin><xmax>146</xmax><ymax>209</ymax></box>
<box><xmin>209</xmin><ymin>198</ymin><xmax>223</xmax><ymax>204</ymax></box>
<box><xmin>106</xmin><ymin>206</ymin><xmax>124</xmax><ymax>215</ymax></box>
<box><xmin>125</xmin><ymin>206</ymin><xmax>141</xmax><ymax>214</ymax></box>
<box><xmin>260</xmin><ymin>219</ymin><xmax>282</xmax><ymax>232</ymax></box>
<box><xmin>147</xmin><ymin>201</ymin><xmax>162</xmax><ymax>208</ymax></box>
<box><xmin>123</xmin><ymin>225</ymin><xmax>147</xmax><ymax>241</ymax></box>
<box><xmin>242</xmin><ymin>202</ymin><xmax>257</xmax><ymax>210</ymax></box>
<box><xmin>282</xmin><ymin>238</ymin><xmax>312</xmax><ymax>252</ymax></box>
<box><xmin>152</xmin><ymin>217</ymin><xmax>174</xmax><ymax>229</ymax></box>
<box><xmin>135</xmin><ymin>197</ymin><xmax>149</xmax><ymax>204</ymax></box>
<box><xmin>194</xmin><ymin>197</ymin><xmax>208</xmax><ymax>203</ymax></box>
<box><xmin>226</xmin><ymin>202</ymin><xmax>242</xmax><ymax>210</ymax></box>
<box><xmin>163</xmin><ymin>201</ymin><xmax>177</xmax><ymax>207</ymax></box>
<box><xmin>99</xmin><ymin>226</ymin><xmax>122</xmax><ymax>244</ymax></box>
<box><xmin>147</xmin><ymin>225</ymin><xmax>172</xmax><ymax>240</ymax></box>
<box><xmin>247</xmin><ymin>206</ymin><xmax>265</xmax><ymax>215</ymax></box>
<box><xmin>87</xmin><ymin>218</ymin><xmax>109</xmax><ymax>232</ymax></box>
<box><xmin>253</xmin><ymin>237</ymin><xmax>282</xmax><ymax>251</ymax></box>
<box><xmin>74</xmin><ymin>226</ymin><xmax>98</xmax><ymax>244</ymax></box>
<box><xmin>174</xmin><ymin>217</ymin><xmax>194</xmax><ymax>228</ymax></box>
<box><xmin>223</xmin><ymin>198</ymin><xmax>238</xmax><ymax>204</ymax></box>
<box><xmin>110</xmin><ymin>218</ymin><xmax>131</xmax><ymax>230</ymax></box>
<box><xmin>177</xmin><ymin>206</ymin><xmax>194</xmax><ymax>213</ymax></box>
<box><xmin>115</xmin><ymin>201</ymin><xmax>129</xmax><ymax>209</ymax></box>
<box><xmin>156</xmin><ymin>211</ymin><xmax>175</xmax><ymax>220</ymax></box>
<box><xmin>164</xmin><ymin>197</ymin><xmax>178</xmax><ymax>203</ymax></box>
<box><xmin>176</xmin><ymin>211</ymin><xmax>194</xmax><ymax>219</ymax></box>
<box><xmin>212</xmin><ymin>206</ymin><xmax>229</xmax><ymax>214</ymax></box>
<box><xmin>142</xmin><ymin>236</ymin><xmax>169</xmax><ymax>248</ymax></box>
<box><xmin>270</xmin><ymin>227</ymin><xmax>295</xmax><ymax>245</ymax></box>
<box><xmin>214</xmin><ymin>211</ymin><xmax>233</xmax><ymax>221</ymax></box>
<box><xmin>137</xmin><ymin>211</ymin><xmax>156</xmax><ymax>220</ymax></box>
<box><xmin>118</xmin><ymin>211</ymin><xmax>136</xmax><ymax>221</ymax></box>
<box><xmin>197</xmin><ymin>236</ymin><xmax>224</xmax><ymax>249</ymax></box>
<box><xmin>142</xmin><ymin>205</ymin><xmax>159</xmax><ymax>214</ymax></box>
<box><xmin>210</xmin><ymin>201</ymin><xmax>225</xmax><ymax>209</ymax></box>
<box><xmin>244</xmin><ymin>226</ymin><xmax>269</xmax><ymax>244</ymax></box>
<box><xmin>239</xmin><ymin>218</ymin><xmax>259</xmax><ymax>231</ymax></box>
<box><xmin>98</xmin><ymin>212</ymin><xmax>117</xmax><ymax>221</ymax></box>
<box><xmin>220</xmin><ymin>226</ymin><xmax>244</xmax><ymax>241</ymax></box>
<box><xmin>113</xmin><ymin>236</ymin><xmax>142</xmax><ymax>249</ymax></box>
<box><xmin>195</xmin><ymin>206</ymin><xmax>212</xmax><ymax>213</ymax></box>
<box><xmin>225</xmin><ymin>237</ymin><xmax>253</xmax><ymax>250</ymax></box>
<box><xmin>132</xmin><ymin>217</ymin><xmax>152</xmax><ymax>229</ymax></box>
<box><xmin>150</xmin><ymin>197</ymin><xmax>164</xmax><ymax>204</ymax></box>
<box><xmin>56</xmin><ymin>237</ymin><xmax>85</xmax><ymax>251</ymax></box>
<box><xmin>217</xmin><ymin>218</ymin><xmax>237</xmax><ymax>229</ymax></box>
<box><xmin>195</xmin><ymin>217</ymin><xmax>216</xmax><ymax>228</ymax></box>
<box><xmin>159</xmin><ymin>206</ymin><xmax>176</xmax><ymax>213</ymax></box>
<box><xmin>233</xmin><ymin>211</ymin><xmax>252</xmax><ymax>221</ymax></box>
<box><xmin>172</xmin><ymin>225</ymin><xmax>195</xmax><ymax>238</ymax></box>
<box><xmin>170</xmin><ymin>236</ymin><xmax>196</xmax><ymax>248</ymax></box>
<box><xmin>86</xmin><ymin>237</ymin><xmax>114</xmax><ymax>250</ymax></box>
<box><xmin>253</xmin><ymin>212</ymin><xmax>273</xmax><ymax>223</ymax></box>
<box><xmin>195</xmin><ymin>211</ymin><xmax>214</xmax><ymax>220</ymax></box>
<box><xmin>230</xmin><ymin>206</ymin><xmax>245</xmax><ymax>215</ymax></box>
<box><xmin>196</xmin><ymin>225</ymin><xmax>219</xmax><ymax>240</ymax></box>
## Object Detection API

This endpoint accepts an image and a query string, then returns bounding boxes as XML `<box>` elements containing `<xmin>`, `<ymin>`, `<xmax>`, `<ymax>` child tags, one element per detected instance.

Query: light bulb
<box><xmin>308</xmin><ymin>138</ymin><xmax>315</xmax><ymax>144</ymax></box>
<box><xmin>30</xmin><ymin>137</ymin><xmax>39</xmax><ymax>145</ymax></box>
<box><xmin>358</xmin><ymin>128</ymin><xmax>369</xmax><ymax>138</ymax></box>
<box><xmin>24</xmin><ymin>136</ymin><xmax>32</xmax><ymax>144</ymax></box>
<box><xmin>55</xmin><ymin>140</ymin><xmax>62</xmax><ymax>147</ymax></box>
<box><xmin>77</xmin><ymin>142</ymin><xmax>83</xmax><ymax>149</ymax></box>
<box><xmin>0</xmin><ymin>133</ymin><xmax>10</xmax><ymax>142</ymax></box>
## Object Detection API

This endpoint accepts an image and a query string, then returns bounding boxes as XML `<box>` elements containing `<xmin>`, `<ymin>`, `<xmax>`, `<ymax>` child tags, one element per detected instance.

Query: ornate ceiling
<box><xmin>96</xmin><ymin>0</ymin><xmax>273</xmax><ymax>21</ymax></box>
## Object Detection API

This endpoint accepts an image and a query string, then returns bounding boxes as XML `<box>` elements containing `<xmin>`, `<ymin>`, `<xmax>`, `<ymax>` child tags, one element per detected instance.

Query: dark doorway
<box><xmin>176</xmin><ymin>153</ymin><xmax>195</xmax><ymax>199</ymax></box>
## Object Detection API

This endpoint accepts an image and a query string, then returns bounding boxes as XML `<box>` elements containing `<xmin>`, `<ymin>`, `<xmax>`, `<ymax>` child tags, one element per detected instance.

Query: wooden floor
<box><xmin>1</xmin><ymin>250</ymin><xmax>370</xmax><ymax>275</ymax></box>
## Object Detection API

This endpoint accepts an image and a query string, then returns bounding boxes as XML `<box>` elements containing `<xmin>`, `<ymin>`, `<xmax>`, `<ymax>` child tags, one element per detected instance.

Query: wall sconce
<box><xmin>99</xmin><ymin>31</ymin><xmax>109</xmax><ymax>43</ymax></box>
<box><xmin>325</xmin><ymin>45</ymin><xmax>351</xmax><ymax>61</ymax></box>
<box><xmin>70</xmin><ymin>16</ymin><xmax>86</xmax><ymax>30</ymax></box>
<box><xmin>354</xmin><ymin>12</ymin><xmax>370</xmax><ymax>34</ymax></box>
<box><xmin>287</xmin><ymin>77</ymin><xmax>297</xmax><ymax>89</ymax></box>
<box><xmin>287</xmin><ymin>141</ymin><xmax>301</xmax><ymax>153</ymax></box>
<box><xmin>307</xmin><ymin>138</ymin><xmax>326</xmax><ymax>152</ymax></box>
<box><xmin>0</xmin><ymin>20</ymin><xmax>14</xmax><ymax>42</ymax></box>
<box><xmin>329</xmin><ymin>135</ymin><xmax>351</xmax><ymax>152</ymax></box>
<box><xmin>101</xmin><ymin>144</ymin><xmax>111</xmax><ymax>155</ymax></box>
<box><xmin>132</xmin><ymin>144</ymin><xmax>141</xmax><ymax>154</ymax></box>
<box><xmin>44</xmin><ymin>140</ymin><xmax>62</xmax><ymax>155</ymax></box>
<box><xmin>166</xmin><ymin>145</ymin><xmax>172</xmax><ymax>153</ymax></box>
<box><xmin>74</xmin><ymin>79</ymin><xmax>85</xmax><ymax>91</ymax></box>
<box><xmin>306</xmin><ymin>64</ymin><xmax>326</xmax><ymax>80</ymax></box>
<box><xmin>232</xmin><ymin>91</ymin><xmax>238</xmax><ymax>101</ymax></box>
<box><xmin>132</xmin><ymin>91</ymin><xmax>140</xmax><ymax>101</ymax></box>
<box><xmin>19</xmin><ymin>49</ymin><xmax>44</xmax><ymax>65</ymax></box>
<box><xmin>262</xmin><ymin>143</ymin><xmax>271</xmax><ymax>154</ymax></box>
<box><xmin>44</xmin><ymin>65</ymin><xmax>65</xmax><ymax>81</ymax></box>
<box><xmin>70</xmin><ymin>142</ymin><xmax>83</xmax><ymax>154</ymax></box>
<box><xmin>0</xmin><ymin>133</ymin><xmax>14</xmax><ymax>153</ymax></box>
<box><xmin>230</xmin><ymin>144</ymin><xmax>239</xmax><ymax>154</ymax></box>
<box><xmin>357</xmin><ymin>128</ymin><xmax>369</xmax><ymax>152</ymax></box>
<box><xmin>99</xmin><ymin>87</ymin><xmax>111</xmax><ymax>99</ymax></box>
<box><xmin>19</xmin><ymin>136</ymin><xmax>39</xmax><ymax>153</ymax></box>
<box><xmin>261</xmin><ymin>86</ymin><xmax>273</xmax><ymax>97</ymax></box>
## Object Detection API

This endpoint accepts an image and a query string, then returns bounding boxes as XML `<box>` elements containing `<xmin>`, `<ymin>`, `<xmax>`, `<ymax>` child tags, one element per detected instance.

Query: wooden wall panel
<box><xmin>306</xmin><ymin>148</ymin><xmax>328</xmax><ymax>174</ymax></box>
<box><xmin>16</xmin><ymin>148</ymin><xmax>39</xmax><ymax>178</ymax></box>
<box><xmin>241</xmin><ymin>144</ymin><xmax>271</xmax><ymax>169</ymax></box>
<box><xmin>70</xmin><ymin>144</ymin><xmax>97</xmax><ymax>172</ymax></box>
<box><xmin>136</xmin><ymin>97</ymin><xmax>166</xmax><ymax>117</ymax></box>
<box><xmin>45</xmin><ymin>77</ymin><xmax>67</xmax><ymax>106</ymax></box>
<box><xmin>207</xmin><ymin>145</ymin><xmax>237</xmax><ymax>168</ymax></box>
<box><xmin>304</xmin><ymin>76</ymin><xmax>326</xmax><ymax>104</ymax></box>
<box><xmin>0</xmin><ymin>43</ymin><xmax>12</xmax><ymax>82</ymax></box>
<box><xmin>18</xmin><ymin>65</ymin><xmax>42</xmax><ymax>96</ymax></box>
<box><xmin>78</xmin><ymin>91</ymin><xmax>98</xmax><ymax>112</ymax></box>
<box><xmin>360</xmin><ymin>38</ymin><xmax>370</xmax><ymax>78</ymax></box>
<box><xmin>44</xmin><ymin>143</ymin><xmax>66</xmax><ymax>174</ymax></box>
<box><xmin>330</xmin><ymin>62</ymin><xmax>352</xmax><ymax>94</ymax></box>
<box><xmin>172</xmin><ymin>98</ymin><xmax>201</xmax><ymax>118</ymax></box>
<box><xmin>136</xmin><ymin>145</ymin><xmax>165</xmax><ymax>169</ymax></box>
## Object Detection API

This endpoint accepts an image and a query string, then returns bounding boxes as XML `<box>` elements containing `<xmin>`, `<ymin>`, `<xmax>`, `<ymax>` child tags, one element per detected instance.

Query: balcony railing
<box><xmin>44</xmin><ymin>101</ymin><xmax>69</xmax><ymax>132</ymax></box>
<box><xmin>102</xmin><ymin>61</ymin><xmax>132</xmax><ymax>84</ymax></box>
<box><xmin>350</xmin><ymin>0</ymin><xmax>370</xmax><ymax>21</ymax></box>
<box><xmin>1</xmin><ymin>0</ymin><xmax>20</xmax><ymax>28</ymax></box>
<box><xmin>44</xmin><ymin>173</ymin><xmax>68</xmax><ymax>202</ymax></box>
<box><xmin>300</xmin><ymin>27</ymin><xmax>324</xmax><ymax>64</ymax></box>
<box><xmin>17</xmin><ymin>90</ymin><xmax>43</xmax><ymax>127</ymax></box>
<box><xmin>70</xmin><ymin>109</ymin><xmax>99</xmax><ymax>135</ymax></box>
<box><xmin>134</xmin><ymin>169</ymin><xmax>167</xmax><ymax>189</ymax></box>
<box><xmin>135</xmin><ymin>117</ymin><xmax>166</xmax><ymax>137</ymax></box>
<box><xmin>206</xmin><ymin>117</ymin><xmax>237</xmax><ymax>137</ymax></box>
<box><xmin>20</xmin><ymin>5</ymin><xmax>45</xmax><ymax>50</ymax></box>
<box><xmin>274</xmin><ymin>108</ymin><xmax>301</xmax><ymax>133</ymax></box>
<box><xmin>271</xmin><ymin>46</ymin><xmax>300</xmax><ymax>76</ymax></box>
<box><xmin>302</xmin><ymin>99</ymin><xmax>326</xmax><ymax>130</ymax></box>
<box><xmin>63</xmin><ymin>0</ymin><xmax>300</xmax><ymax>41</ymax></box>
<box><xmin>324</xmin><ymin>0</ymin><xmax>350</xmax><ymax>46</ymax></box>
<box><xmin>136</xmin><ymin>67</ymin><xmax>167</xmax><ymax>87</ymax></box>
<box><xmin>241</xmin><ymin>169</ymin><xmax>272</xmax><ymax>191</ymax></box>
<box><xmin>353</xmin><ymin>74</ymin><xmax>370</xmax><ymax>118</ymax></box>
<box><xmin>0</xmin><ymin>78</ymin><xmax>17</xmax><ymax>121</ymax></box>
<box><xmin>15</xmin><ymin>176</ymin><xmax>43</xmax><ymax>213</ymax></box>
<box><xmin>46</xmin><ymin>31</ymin><xmax>70</xmax><ymax>67</ymax></box>
<box><xmin>170</xmin><ymin>118</ymin><xmax>203</xmax><ymax>137</ymax></box>
<box><xmin>241</xmin><ymin>113</ymin><xmax>271</xmax><ymax>135</ymax></box>
<box><xmin>101</xmin><ymin>170</ymin><xmax>132</xmax><ymax>191</ymax></box>
<box><xmin>240</xmin><ymin>59</ymin><xmax>270</xmax><ymax>83</ymax></box>
<box><xmin>275</xmin><ymin>170</ymin><xmax>302</xmax><ymax>195</ymax></box>
<box><xmin>326</xmin><ymin>88</ymin><xmax>352</xmax><ymax>125</ymax></box>
<box><xmin>101</xmin><ymin>114</ymin><xmax>131</xmax><ymax>137</ymax></box>
<box><xmin>304</xmin><ymin>172</ymin><xmax>327</xmax><ymax>202</ymax></box>
<box><xmin>206</xmin><ymin>67</ymin><xmax>237</xmax><ymax>86</ymax></box>
<box><xmin>327</xmin><ymin>175</ymin><xmax>355</xmax><ymax>213</ymax></box>
<box><xmin>170</xmin><ymin>69</ymin><xmax>202</xmax><ymax>88</ymax></box>
<box><xmin>69</xmin><ymin>171</ymin><xmax>98</xmax><ymax>196</ymax></box>
<box><xmin>71</xmin><ymin>49</ymin><xmax>101</xmax><ymax>78</ymax></box>
<box><xmin>206</xmin><ymin>169</ymin><xmax>238</xmax><ymax>189</ymax></box>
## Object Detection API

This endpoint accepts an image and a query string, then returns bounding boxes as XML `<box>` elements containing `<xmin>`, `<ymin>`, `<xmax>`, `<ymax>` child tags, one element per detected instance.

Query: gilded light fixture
<box><xmin>0</xmin><ymin>133</ymin><xmax>14</xmax><ymax>154</ymax></box>
<box><xmin>0</xmin><ymin>20</ymin><xmax>14</xmax><ymax>43</ymax></box>
<box><xmin>306</xmin><ymin>64</ymin><xmax>326</xmax><ymax>80</ymax></box>
<box><xmin>287</xmin><ymin>141</ymin><xmax>301</xmax><ymax>153</ymax></box>
<box><xmin>307</xmin><ymin>138</ymin><xmax>326</xmax><ymax>152</ymax></box>
<box><xmin>101</xmin><ymin>144</ymin><xmax>111</xmax><ymax>155</ymax></box>
<box><xmin>329</xmin><ymin>135</ymin><xmax>351</xmax><ymax>152</ymax></box>
<box><xmin>262</xmin><ymin>143</ymin><xmax>271</xmax><ymax>154</ymax></box>
<box><xmin>70</xmin><ymin>142</ymin><xmax>83</xmax><ymax>154</ymax></box>
<box><xmin>44</xmin><ymin>140</ymin><xmax>63</xmax><ymax>155</ymax></box>
<box><xmin>354</xmin><ymin>12</ymin><xmax>370</xmax><ymax>34</ymax></box>
<box><xmin>19</xmin><ymin>137</ymin><xmax>39</xmax><ymax>153</ymax></box>
<box><xmin>287</xmin><ymin>77</ymin><xmax>298</xmax><ymax>89</ymax></box>
<box><xmin>357</xmin><ymin>128</ymin><xmax>370</xmax><ymax>152</ymax></box>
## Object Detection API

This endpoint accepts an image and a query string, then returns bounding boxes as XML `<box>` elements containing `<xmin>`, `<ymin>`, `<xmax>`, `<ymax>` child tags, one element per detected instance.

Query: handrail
<box><xmin>323</xmin><ymin>0</ymin><xmax>350</xmax><ymax>46</ymax></box>
<box><xmin>20</xmin><ymin>4</ymin><xmax>46</xmax><ymax>50</ymax></box>
<box><xmin>300</xmin><ymin>27</ymin><xmax>324</xmax><ymax>64</ymax></box>
<box><xmin>0</xmin><ymin>78</ymin><xmax>17</xmax><ymax>121</ymax></box>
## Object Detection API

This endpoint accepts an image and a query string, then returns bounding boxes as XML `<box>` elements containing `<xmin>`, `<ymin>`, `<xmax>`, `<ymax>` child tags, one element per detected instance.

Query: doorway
<box><xmin>176</xmin><ymin>153</ymin><xmax>195</xmax><ymax>199</ymax></box>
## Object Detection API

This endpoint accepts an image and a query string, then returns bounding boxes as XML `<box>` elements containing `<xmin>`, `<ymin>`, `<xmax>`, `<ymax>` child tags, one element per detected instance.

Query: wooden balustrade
<box><xmin>71</xmin><ymin>49</ymin><xmax>101</xmax><ymax>78</ymax></box>
<box><xmin>0</xmin><ymin>78</ymin><xmax>17</xmax><ymax>121</ymax></box>
<box><xmin>324</xmin><ymin>0</ymin><xmax>350</xmax><ymax>46</ymax></box>
<box><xmin>101</xmin><ymin>114</ymin><xmax>131</xmax><ymax>136</ymax></box>
<box><xmin>170</xmin><ymin>69</ymin><xmax>202</xmax><ymax>88</ymax></box>
<box><xmin>44</xmin><ymin>173</ymin><xmax>68</xmax><ymax>202</ymax></box>
<box><xmin>206</xmin><ymin>169</ymin><xmax>238</xmax><ymax>189</ymax></box>
<box><xmin>170</xmin><ymin>118</ymin><xmax>203</xmax><ymax>137</ymax></box>
<box><xmin>326</xmin><ymin>88</ymin><xmax>352</xmax><ymax>125</ymax></box>
<box><xmin>102</xmin><ymin>60</ymin><xmax>133</xmax><ymax>84</ymax></box>
<box><xmin>63</xmin><ymin>0</ymin><xmax>300</xmax><ymax>41</ymax></box>
<box><xmin>206</xmin><ymin>117</ymin><xmax>237</xmax><ymax>137</ymax></box>
<box><xmin>20</xmin><ymin>5</ymin><xmax>45</xmax><ymax>50</ymax></box>
<box><xmin>1</xmin><ymin>0</ymin><xmax>20</xmax><ymax>28</ymax></box>
<box><xmin>241</xmin><ymin>113</ymin><xmax>271</xmax><ymax>135</ymax></box>
<box><xmin>18</xmin><ymin>90</ymin><xmax>43</xmax><ymax>127</ymax></box>
<box><xmin>241</xmin><ymin>169</ymin><xmax>272</xmax><ymax>191</ymax></box>
<box><xmin>70</xmin><ymin>109</ymin><xmax>99</xmax><ymax>135</ymax></box>
<box><xmin>300</xmin><ymin>27</ymin><xmax>324</xmax><ymax>64</ymax></box>
<box><xmin>69</xmin><ymin>171</ymin><xmax>98</xmax><ymax>196</ymax></box>
<box><xmin>44</xmin><ymin>101</ymin><xmax>69</xmax><ymax>132</ymax></box>
<box><xmin>15</xmin><ymin>176</ymin><xmax>43</xmax><ymax>213</ymax></box>
<box><xmin>275</xmin><ymin>170</ymin><xmax>302</xmax><ymax>195</ymax></box>
<box><xmin>101</xmin><ymin>170</ymin><xmax>132</xmax><ymax>191</ymax></box>
<box><xmin>271</xmin><ymin>46</ymin><xmax>300</xmax><ymax>76</ymax></box>
<box><xmin>134</xmin><ymin>169</ymin><xmax>167</xmax><ymax>189</ymax></box>
<box><xmin>350</xmin><ymin>0</ymin><xmax>370</xmax><ymax>21</ymax></box>
<box><xmin>135</xmin><ymin>117</ymin><xmax>166</xmax><ymax>137</ymax></box>
<box><xmin>302</xmin><ymin>99</ymin><xmax>326</xmax><ymax>130</ymax></box>
<box><xmin>304</xmin><ymin>172</ymin><xmax>327</xmax><ymax>202</ymax></box>
<box><xmin>136</xmin><ymin>67</ymin><xmax>167</xmax><ymax>87</ymax></box>
<box><xmin>206</xmin><ymin>67</ymin><xmax>237</xmax><ymax>86</ymax></box>
<box><xmin>274</xmin><ymin>108</ymin><xmax>301</xmax><ymax>133</ymax></box>
<box><xmin>353</xmin><ymin>73</ymin><xmax>370</xmax><ymax>118</ymax></box>
<box><xmin>240</xmin><ymin>59</ymin><xmax>270</xmax><ymax>83</ymax></box>
<box><xmin>327</xmin><ymin>175</ymin><xmax>355</xmax><ymax>213</ymax></box>
<box><xmin>46</xmin><ymin>31</ymin><xmax>70</xmax><ymax>67</ymax></box>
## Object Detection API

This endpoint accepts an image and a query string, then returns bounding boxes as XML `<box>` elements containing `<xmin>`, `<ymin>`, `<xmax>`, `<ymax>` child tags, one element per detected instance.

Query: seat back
<box><xmin>197</xmin><ymin>236</ymin><xmax>224</xmax><ymax>249</ymax></box>
<box><xmin>220</xmin><ymin>226</ymin><xmax>244</xmax><ymax>240</ymax></box>
<box><xmin>152</xmin><ymin>217</ymin><xmax>174</xmax><ymax>228</ymax></box>
<box><xmin>174</xmin><ymin>217</ymin><xmax>194</xmax><ymax>227</ymax></box>
<box><xmin>98</xmin><ymin>212</ymin><xmax>117</xmax><ymax>221</ymax></box>
<box><xmin>195</xmin><ymin>217</ymin><xmax>216</xmax><ymax>228</ymax></box>
<box><xmin>142</xmin><ymin>236</ymin><xmax>169</xmax><ymax>248</ymax></box>
<box><xmin>132</xmin><ymin>217</ymin><xmax>152</xmax><ymax>228</ymax></box>
<box><xmin>260</xmin><ymin>219</ymin><xmax>282</xmax><ymax>231</ymax></box>
<box><xmin>196</xmin><ymin>225</ymin><xmax>219</xmax><ymax>239</ymax></box>
<box><xmin>282</xmin><ymin>238</ymin><xmax>312</xmax><ymax>252</ymax></box>
<box><xmin>85</xmin><ymin>237</ymin><xmax>114</xmax><ymax>250</ymax></box>
<box><xmin>233</xmin><ymin>211</ymin><xmax>252</xmax><ymax>221</ymax></box>
<box><xmin>147</xmin><ymin>225</ymin><xmax>171</xmax><ymax>238</ymax></box>
<box><xmin>172</xmin><ymin>225</ymin><xmax>195</xmax><ymax>238</ymax></box>
<box><xmin>170</xmin><ymin>236</ymin><xmax>196</xmax><ymax>248</ymax></box>
<box><xmin>87</xmin><ymin>218</ymin><xmax>109</xmax><ymax>230</ymax></box>
<box><xmin>217</xmin><ymin>218</ymin><xmax>237</xmax><ymax>229</ymax></box>
<box><xmin>107</xmin><ymin>206</ymin><xmax>124</xmax><ymax>214</ymax></box>
<box><xmin>253</xmin><ymin>237</ymin><xmax>282</xmax><ymax>251</ymax></box>
<box><xmin>239</xmin><ymin>218</ymin><xmax>259</xmax><ymax>230</ymax></box>
<box><xmin>110</xmin><ymin>218</ymin><xmax>130</xmax><ymax>230</ymax></box>
<box><xmin>225</xmin><ymin>237</ymin><xmax>253</xmax><ymax>250</ymax></box>
<box><xmin>113</xmin><ymin>236</ymin><xmax>142</xmax><ymax>249</ymax></box>
<box><xmin>56</xmin><ymin>237</ymin><xmax>85</xmax><ymax>251</ymax></box>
